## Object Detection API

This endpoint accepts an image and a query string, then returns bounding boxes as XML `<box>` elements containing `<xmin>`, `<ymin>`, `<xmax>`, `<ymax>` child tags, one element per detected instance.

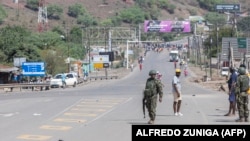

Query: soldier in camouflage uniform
<box><xmin>143</xmin><ymin>70</ymin><xmax>163</xmax><ymax>124</ymax></box>
<box><xmin>235</xmin><ymin>67</ymin><xmax>249</xmax><ymax>122</ymax></box>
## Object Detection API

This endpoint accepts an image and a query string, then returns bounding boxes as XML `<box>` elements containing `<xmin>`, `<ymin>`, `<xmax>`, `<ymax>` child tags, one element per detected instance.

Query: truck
<box><xmin>169</xmin><ymin>50</ymin><xmax>179</xmax><ymax>62</ymax></box>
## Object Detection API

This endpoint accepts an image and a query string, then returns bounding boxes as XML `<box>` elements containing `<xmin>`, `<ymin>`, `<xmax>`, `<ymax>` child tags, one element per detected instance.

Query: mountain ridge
<box><xmin>1</xmin><ymin>0</ymin><xmax>249</xmax><ymax>32</ymax></box>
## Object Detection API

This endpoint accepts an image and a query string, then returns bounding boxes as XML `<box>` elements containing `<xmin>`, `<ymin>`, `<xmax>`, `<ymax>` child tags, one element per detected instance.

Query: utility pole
<box><xmin>216</xmin><ymin>22</ymin><xmax>219</xmax><ymax>75</ymax></box>
<box><xmin>187</xmin><ymin>36</ymin><xmax>190</xmax><ymax>59</ymax></box>
<box><xmin>210</xmin><ymin>37</ymin><xmax>213</xmax><ymax>78</ymax></box>
<box><xmin>138</xmin><ymin>24</ymin><xmax>141</xmax><ymax>48</ymax></box>
<box><xmin>66</xmin><ymin>28</ymin><xmax>70</xmax><ymax>73</ymax></box>
<box><xmin>194</xmin><ymin>24</ymin><xmax>197</xmax><ymax>66</ymax></box>
<box><xmin>228</xmin><ymin>41</ymin><xmax>235</xmax><ymax>69</ymax></box>
<box><xmin>197</xmin><ymin>35</ymin><xmax>201</xmax><ymax>68</ymax></box>
<box><xmin>88</xmin><ymin>28</ymin><xmax>91</xmax><ymax>74</ymax></box>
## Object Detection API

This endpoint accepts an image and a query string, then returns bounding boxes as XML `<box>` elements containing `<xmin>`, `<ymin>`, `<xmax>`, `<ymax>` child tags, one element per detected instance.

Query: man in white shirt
<box><xmin>172</xmin><ymin>69</ymin><xmax>183</xmax><ymax>116</ymax></box>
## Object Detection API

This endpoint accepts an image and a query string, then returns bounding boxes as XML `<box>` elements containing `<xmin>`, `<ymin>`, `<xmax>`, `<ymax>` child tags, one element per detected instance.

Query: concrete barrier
<box><xmin>0</xmin><ymin>83</ymin><xmax>50</xmax><ymax>92</ymax></box>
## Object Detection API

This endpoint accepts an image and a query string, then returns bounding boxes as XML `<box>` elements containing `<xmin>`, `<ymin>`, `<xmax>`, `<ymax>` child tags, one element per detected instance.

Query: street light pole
<box><xmin>66</xmin><ymin>28</ymin><xmax>70</xmax><ymax>73</ymax></box>
<box><xmin>216</xmin><ymin>22</ymin><xmax>219</xmax><ymax>75</ymax></box>
<box><xmin>87</xmin><ymin>28</ymin><xmax>91</xmax><ymax>73</ymax></box>
<box><xmin>210</xmin><ymin>37</ymin><xmax>213</xmax><ymax>78</ymax></box>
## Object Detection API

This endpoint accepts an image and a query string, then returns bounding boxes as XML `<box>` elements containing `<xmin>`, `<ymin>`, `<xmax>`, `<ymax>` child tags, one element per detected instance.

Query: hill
<box><xmin>1</xmin><ymin>0</ymin><xmax>250</xmax><ymax>32</ymax></box>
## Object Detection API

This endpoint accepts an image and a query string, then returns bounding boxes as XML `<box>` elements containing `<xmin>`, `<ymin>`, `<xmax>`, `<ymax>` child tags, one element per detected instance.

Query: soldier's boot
<box><xmin>148</xmin><ymin>120</ymin><xmax>154</xmax><ymax>124</ymax></box>
<box><xmin>235</xmin><ymin>117</ymin><xmax>244</xmax><ymax>122</ymax></box>
<box><xmin>245</xmin><ymin>117</ymin><xmax>249</xmax><ymax>122</ymax></box>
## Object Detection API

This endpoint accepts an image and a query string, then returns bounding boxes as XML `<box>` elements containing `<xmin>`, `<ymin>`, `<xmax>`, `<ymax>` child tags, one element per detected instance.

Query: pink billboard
<box><xmin>144</xmin><ymin>20</ymin><xmax>191</xmax><ymax>33</ymax></box>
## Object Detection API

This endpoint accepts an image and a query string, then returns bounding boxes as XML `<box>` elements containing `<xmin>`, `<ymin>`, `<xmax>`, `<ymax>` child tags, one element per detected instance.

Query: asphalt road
<box><xmin>0</xmin><ymin>48</ymin><xmax>249</xmax><ymax>141</ymax></box>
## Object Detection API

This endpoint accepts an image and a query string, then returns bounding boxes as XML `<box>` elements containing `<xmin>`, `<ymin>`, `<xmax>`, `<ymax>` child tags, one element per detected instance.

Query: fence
<box><xmin>0</xmin><ymin>83</ymin><xmax>50</xmax><ymax>92</ymax></box>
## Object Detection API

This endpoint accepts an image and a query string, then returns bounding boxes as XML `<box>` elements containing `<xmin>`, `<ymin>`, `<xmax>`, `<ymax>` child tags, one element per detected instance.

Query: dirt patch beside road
<box><xmin>89</xmin><ymin>67</ymin><xmax>131</xmax><ymax>79</ymax></box>
<box><xmin>188</xmin><ymin>66</ymin><xmax>229</xmax><ymax>93</ymax></box>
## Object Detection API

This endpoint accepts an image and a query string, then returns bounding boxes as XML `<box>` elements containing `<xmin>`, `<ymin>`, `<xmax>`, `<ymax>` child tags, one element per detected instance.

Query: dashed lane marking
<box><xmin>16</xmin><ymin>98</ymin><xmax>131</xmax><ymax>141</ymax></box>
<box><xmin>63</xmin><ymin>112</ymin><xmax>97</xmax><ymax>117</ymax></box>
<box><xmin>70</xmin><ymin>108</ymin><xmax>107</xmax><ymax>112</ymax></box>
<box><xmin>39</xmin><ymin>125</ymin><xmax>72</xmax><ymax>131</ymax></box>
<box><xmin>75</xmin><ymin>104</ymin><xmax>113</xmax><ymax>108</ymax></box>
<box><xmin>80</xmin><ymin>101</ymin><xmax>119</xmax><ymax>104</ymax></box>
<box><xmin>17</xmin><ymin>134</ymin><xmax>52</xmax><ymax>140</ymax></box>
<box><xmin>53</xmin><ymin>118</ymin><xmax>86</xmax><ymax>123</ymax></box>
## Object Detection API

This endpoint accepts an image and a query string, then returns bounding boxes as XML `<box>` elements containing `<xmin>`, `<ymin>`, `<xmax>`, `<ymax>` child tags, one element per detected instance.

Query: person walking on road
<box><xmin>174</xmin><ymin>60</ymin><xmax>177</xmax><ymax>69</ymax></box>
<box><xmin>184</xmin><ymin>68</ymin><xmax>188</xmax><ymax>77</ymax></box>
<box><xmin>156</xmin><ymin>71</ymin><xmax>162</xmax><ymax>80</ymax></box>
<box><xmin>139</xmin><ymin>63</ymin><xmax>142</xmax><ymax>71</ymax></box>
<box><xmin>156</xmin><ymin>71</ymin><xmax>164</xmax><ymax>87</ymax></box>
<box><xmin>130</xmin><ymin>63</ymin><xmax>134</xmax><ymax>72</ymax></box>
<box><xmin>172</xmin><ymin>69</ymin><xmax>183</xmax><ymax>116</ymax></box>
<box><xmin>235</xmin><ymin>67</ymin><xmax>249</xmax><ymax>122</ymax></box>
<box><xmin>143</xmin><ymin>70</ymin><xmax>163</xmax><ymax>124</ymax></box>
<box><xmin>224</xmin><ymin>67</ymin><xmax>237</xmax><ymax>116</ymax></box>
<box><xmin>61</xmin><ymin>73</ymin><xmax>66</xmax><ymax>89</ymax></box>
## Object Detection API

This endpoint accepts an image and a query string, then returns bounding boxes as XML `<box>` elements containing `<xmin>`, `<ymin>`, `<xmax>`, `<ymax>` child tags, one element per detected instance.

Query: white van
<box><xmin>169</xmin><ymin>50</ymin><xmax>179</xmax><ymax>62</ymax></box>
<box><xmin>221</xmin><ymin>67</ymin><xmax>229</xmax><ymax>76</ymax></box>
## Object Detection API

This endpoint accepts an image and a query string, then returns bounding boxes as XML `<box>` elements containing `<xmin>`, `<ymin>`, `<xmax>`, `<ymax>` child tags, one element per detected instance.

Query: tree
<box><xmin>40</xmin><ymin>49</ymin><xmax>66</xmax><ymax>75</ymax></box>
<box><xmin>237</xmin><ymin>17</ymin><xmax>250</xmax><ymax>37</ymax></box>
<box><xmin>119</xmin><ymin>6</ymin><xmax>145</xmax><ymax>24</ymax></box>
<box><xmin>47</xmin><ymin>4</ymin><xmax>63</xmax><ymax>20</ymax></box>
<box><xmin>0</xmin><ymin>25</ymin><xmax>40</xmax><ymax>63</ymax></box>
<box><xmin>28</xmin><ymin>31</ymin><xmax>64</xmax><ymax>50</ymax></box>
<box><xmin>148</xmin><ymin>4</ymin><xmax>161</xmax><ymax>19</ymax></box>
<box><xmin>67</xmin><ymin>26</ymin><xmax>87</xmax><ymax>60</ymax></box>
<box><xmin>26</xmin><ymin>0</ymin><xmax>39</xmax><ymax>11</ymax></box>
<box><xmin>197</xmin><ymin>0</ymin><xmax>224</xmax><ymax>11</ymax></box>
<box><xmin>203</xmin><ymin>26</ymin><xmax>232</xmax><ymax>57</ymax></box>
<box><xmin>0</xmin><ymin>5</ymin><xmax>7</xmax><ymax>24</ymax></box>
<box><xmin>68</xmin><ymin>4</ymin><xmax>86</xmax><ymax>18</ymax></box>
<box><xmin>204</xmin><ymin>12</ymin><xmax>226</xmax><ymax>25</ymax></box>
<box><xmin>77</xmin><ymin>14</ymin><xmax>97</xmax><ymax>27</ymax></box>
<box><xmin>100</xmin><ymin>19</ymin><xmax>113</xmax><ymax>27</ymax></box>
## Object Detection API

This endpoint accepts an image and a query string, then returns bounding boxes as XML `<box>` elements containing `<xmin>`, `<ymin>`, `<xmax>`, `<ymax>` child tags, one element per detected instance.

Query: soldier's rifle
<box><xmin>142</xmin><ymin>96</ymin><xmax>146</xmax><ymax>118</ymax></box>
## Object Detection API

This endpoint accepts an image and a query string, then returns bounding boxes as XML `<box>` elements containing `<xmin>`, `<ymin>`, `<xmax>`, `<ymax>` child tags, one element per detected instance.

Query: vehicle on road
<box><xmin>221</xmin><ymin>67</ymin><xmax>229</xmax><ymax>76</ymax></box>
<box><xmin>169</xmin><ymin>50</ymin><xmax>179</xmax><ymax>62</ymax></box>
<box><xmin>50</xmin><ymin>73</ymin><xmax>78</xmax><ymax>88</ymax></box>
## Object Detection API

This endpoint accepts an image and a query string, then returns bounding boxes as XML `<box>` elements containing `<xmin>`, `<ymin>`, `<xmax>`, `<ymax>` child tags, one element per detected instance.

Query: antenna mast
<box><xmin>38</xmin><ymin>0</ymin><xmax>48</xmax><ymax>32</ymax></box>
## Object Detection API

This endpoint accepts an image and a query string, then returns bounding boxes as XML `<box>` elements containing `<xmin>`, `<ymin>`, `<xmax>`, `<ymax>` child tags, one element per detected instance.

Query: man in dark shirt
<box><xmin>224</xmin><ymin>67</ymin><xmax>237</xmax><ymax>116</ymax></box>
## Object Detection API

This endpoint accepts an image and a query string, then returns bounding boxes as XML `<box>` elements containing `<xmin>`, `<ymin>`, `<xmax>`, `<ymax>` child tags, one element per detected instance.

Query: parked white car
<box><xmin>50</xmin><ymin>73</ymin><xmax>78</xmax><ymax>88</ymax></box>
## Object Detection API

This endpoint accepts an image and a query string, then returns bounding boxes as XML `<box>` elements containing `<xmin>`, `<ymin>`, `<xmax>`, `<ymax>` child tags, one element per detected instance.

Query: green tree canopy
<box><xmin>68</xmin><ymin>4</ymin><xmax>86</xmax><ymax>18</ymax></box>
<box><xmin>77</xmin><ymin>14</ymin><xmax>98</xmax><ymax>27</ymax></box>
<box><xmin>197</xmin><ymin>0</ymin><xmax>225</xmax><ymax>11</ymax></box>
<box><xmin>0</xmin><ymin>25</ymin><xmax>40</xmax><ymax>63</ymax></box>
<box><xmin>26</xmin><ymin>0</ymin><xmax>39</xmax><ymax>11</ymax></box>
<box><xmin>204</xmin><ymin>12</ymin><xmax>227</xmax><ymax>25</ymax></box>
<box><xmin>47</xmin><ymin>4</ymin><xmax>63</xmax><ymax>20</ymax></box>
<box><xmin>237</xmin><ymin>17</ymin><xmax>250</xmax><ymax>37</ymax></box>
<box><xmin>0</xmin><ymin>5</ymin><xmax>7</xmax><ymax>24</ymax></box>
<box><xmin>119</xmin><ymin>6</ymin><xmax>145</xmax><ymax>24</ymax></box>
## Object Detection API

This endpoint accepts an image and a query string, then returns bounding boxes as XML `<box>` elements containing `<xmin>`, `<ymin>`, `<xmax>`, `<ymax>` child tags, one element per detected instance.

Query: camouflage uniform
<box><xmin>235</xmin><ymin>67</ymin><xmax>249</xmax><ymax>122</ymax></box>
<box><xmin>144</xmin><ymin>71</ymin><xmax>163</xmax><ymax>124</ymax></box>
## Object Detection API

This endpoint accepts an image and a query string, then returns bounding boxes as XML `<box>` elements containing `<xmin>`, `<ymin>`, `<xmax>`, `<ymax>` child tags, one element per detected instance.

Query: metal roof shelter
<box><xmin>0</xmin><ymin>65</ymin><xmax>19</xmax><ymax>73</ymax></box>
